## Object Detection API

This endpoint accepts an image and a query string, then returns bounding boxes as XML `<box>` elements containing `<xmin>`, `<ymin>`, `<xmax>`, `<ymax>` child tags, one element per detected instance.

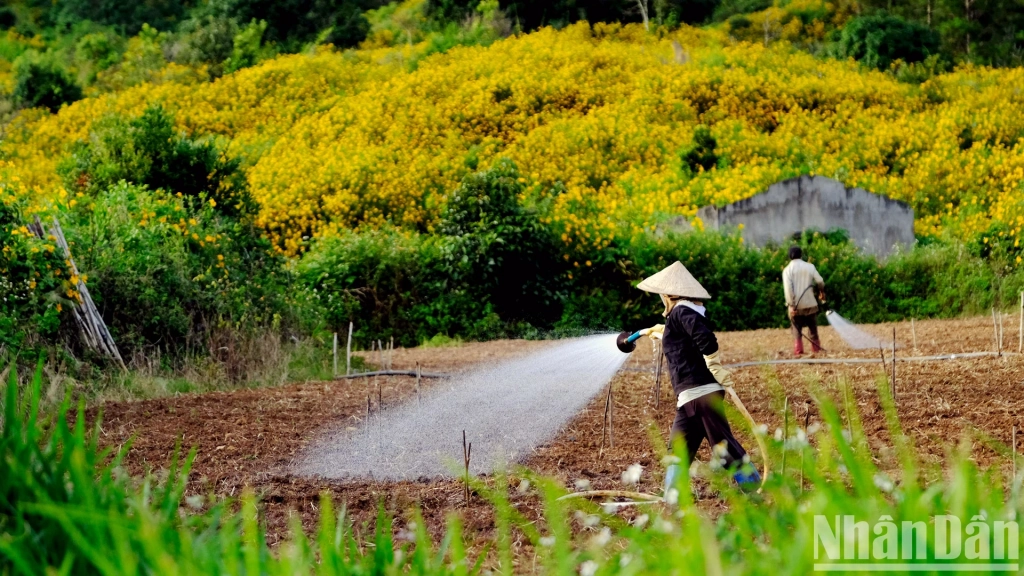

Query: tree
<box><xmin>836</xmin><ymin>15</ymin><xmax>941</xmax><ymax>70</ymax></box>
<box><xmin>12</xmin><ymin>51</ymin><xmax>83</xmax><ymax>112</ymax></box>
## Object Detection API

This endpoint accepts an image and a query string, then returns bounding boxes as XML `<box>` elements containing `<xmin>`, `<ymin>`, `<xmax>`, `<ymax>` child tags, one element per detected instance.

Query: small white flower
<box><xmin>580</xmin><ymin>560</ymin><xmax>599</xmax><ymax>576</ymax></box>
<box><xmin>539</xmin><ymin>536</ymin><xmax>556</xmax><ymax>547</ymax></box>
<box><xmin>653</xmin><ymin>517</ymin><xmax>675</xmax><ymax>533</ymax></box>
<box><xmin>633</xmin><ymin>514</ymin><xmax>649</xmax><ymax>527</ymax></box>
<box><xmin>575</xmin><ymin>510</ymin><xmax>600</xmax><ymax>527</ymax></box>
<box><xmin>619</xmin><ymin>553</ymin><xmax>633</xmax><ymax>567</ymax></box>
<box><xmin>841</xmin><ymin>429</ymin><xmax>853</xmax><ymax>442</ymax></box>
<box><xmin>589</xmin><ymin>527</ymin><xmax>611</xmax><ymax>547</ymax></box>
<box><xmin>754</xmin><ymin>424</ymin><xmax>768</xmax><ymax>436</ymax></box>
<box><xmin>664</xmin><ymin>488</ymin><xmax>679</xmax><ymax>505</ymax></box>
<box><xmin>517</xmin><ymin>479</ymin><xmax>531</xmax><ymax>493</ymax></box>
<box><xmin>873</xmin><ymin>473</ymin><xmax>894</xmax><ymax>493</ymax></box>
<box><xmin>774</xmin><ymin>428</ymin><xmax>784</xmax><ymax>441</ymax></box>
<box><xmin>574</xmin><ymin>478</ymin><xmax>591</xmax><ymax>491</ymax></box>
<box><xmin>602</xmin><ymin>503</ymin><xmax>618</xmax><ymax>515</ymax></box>
<box><xmin>660</xmin><ymin>455</ymin><xmax>681</xmax><ymax>466</ymax></box>
<box><xmin>185</xmin><ymin>495</ymin><xmax>204</xmax><ymax>509</ymax></box>
<box><xmin>621</xmin><ymin>463</ymin><xmax>643</xmax><ymax>485</ymax></box>
<box><xmin>808</xmin><ymin>422</ymin><xmax>821</xmax><ymax>435</ymax></box>
<box><xmin>796</xmin><ymin>428</ymin><xmax>807</xmax><ymax>443</ymax></box>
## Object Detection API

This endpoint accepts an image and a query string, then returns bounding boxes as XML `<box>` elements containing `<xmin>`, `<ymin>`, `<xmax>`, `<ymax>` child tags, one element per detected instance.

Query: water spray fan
<box><xmin>616</xmin><ymin>330</ymin><xmax>644</xmax><ymax>353</ymax></box>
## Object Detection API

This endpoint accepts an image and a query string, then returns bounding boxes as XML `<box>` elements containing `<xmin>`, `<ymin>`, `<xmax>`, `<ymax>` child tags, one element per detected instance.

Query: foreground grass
<box><xmin>1</xmin><ymin>364</ymin><xmax>1022</xmax><ymax>575</ymax></box>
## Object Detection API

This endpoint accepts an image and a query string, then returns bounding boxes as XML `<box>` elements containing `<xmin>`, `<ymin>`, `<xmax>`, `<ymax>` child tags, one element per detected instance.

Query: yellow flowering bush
<box><xmin>3</xmin><ymin>22</ymin><xmax>1024</xmax><ymax>256</ymax></box>
<box><xmin>0</xmin><ymin>162</ymin><xmax>73</xmax><ymax>349</ymax></box>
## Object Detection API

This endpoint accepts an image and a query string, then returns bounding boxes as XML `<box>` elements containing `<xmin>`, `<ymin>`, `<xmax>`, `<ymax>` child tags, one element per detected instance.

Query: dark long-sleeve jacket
<box><xmin>662</xmin><ymin>304</ymin><xmax>719</xmax><ymax>398</ymax></box>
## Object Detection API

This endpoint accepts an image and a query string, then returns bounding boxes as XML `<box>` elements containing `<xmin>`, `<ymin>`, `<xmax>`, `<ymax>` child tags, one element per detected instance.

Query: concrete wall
<box><xmin>696</xmin><ymin>175</ymin><xmax>914</xmax><ymax>259</ymax></box>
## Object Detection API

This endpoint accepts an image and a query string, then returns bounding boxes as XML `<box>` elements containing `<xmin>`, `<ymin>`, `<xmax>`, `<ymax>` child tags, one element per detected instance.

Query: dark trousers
<box><xmin>790</xmin><ymin>312</ymin><xmax>821</xmax><ymax>354</ymax></box>
<box><xmin>670</xmin><ymin>391</ymin><xmax>747</xmax><ymax>469</ymax></box>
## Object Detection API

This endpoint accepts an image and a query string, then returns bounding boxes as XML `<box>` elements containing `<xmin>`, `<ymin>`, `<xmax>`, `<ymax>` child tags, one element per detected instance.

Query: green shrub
<box><xmin>299</xmin><ymin>159</ymin><xmax>566</xmax><ymax>346</ymax></box>
<box><xmin>835</xmin><ymin>15</ymin><xmax>942</xmax><ymax>70</ymax></box>
<box><xmin>172</xmin><ymin>15</ymin><xmax>239</xmax><ymax>77</ymax></box>
<box><xmin>194</xmin><ymin>0</ymin><xmax>376</xmax><ymax>51</ymax></box>
<box><xmin>11</xmin><ymin>51</ymin><xmax>83</xmax><ymax>112</ymax></box>
<box><xmin>437</xmin><ymin>158</ymin><xmax>564</xmax><ymax>328</ymax></box>
<box><xmin>681</xmin><ymin>125</ymin><xmax>719</xmax><ymax>174</ymax></box>
<box><xmin>713</xmin><ymin>0</ymin><xmax>772</xmax><ymax>22</ymax></box>
<box><xmin>64</xmin><ymin>181</ymin><xmax>293</xmax><ymax>359</ymax></box>
<box><xmin>223</xmin><ymin>19</ymin><xmax>271</xmax><ymax>74</ymax></box>
<box><xmin>59</xmin><ymin>105</ymin><xmax>255</xmax><ymax>219</ymax></box>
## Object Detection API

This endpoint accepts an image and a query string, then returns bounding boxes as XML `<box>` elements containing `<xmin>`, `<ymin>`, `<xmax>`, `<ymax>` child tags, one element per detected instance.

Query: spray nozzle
<box><xmin>616</xmin><ymin>330</ymin><xmax>644</xmax><ymax>353</ymax></box>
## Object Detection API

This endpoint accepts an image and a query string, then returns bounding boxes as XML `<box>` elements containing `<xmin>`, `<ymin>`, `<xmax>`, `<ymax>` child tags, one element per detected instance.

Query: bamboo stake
<box><xmin>781</xmin><ymin>397</ymin><xmax>789</xmax><ymax>478</ymax></box>
<box><xmin>609</xmin><ymin>382</ymin><xmax>614</xmax><ymax>449</ymax></box>
<box><xmin>911</xmin><ymin>318</ymin><xmax>918</xmax><ymax>352</ymax></box>
<box><xmin>333</xmin><ymin>332</ymin><xmax>338</xmax><ymax>378</ymax></box>
<box><xmin>389</xmin><ymin>336</ymin><xmax>394</xmax><ymax>370</ymax></box>
<box><xmin>992</xmin><ymin>307</ymin><xmax>1001</xmax><ymax>356</ymax></box>
<box><xmin>653</xmin><ymin>342</ymin><xmax>664</xmax><ymax>411</ymax></box>
<box><xmin>346</xmin><ymin>322</ymin><xmax>353</xmax><ymax>376</ymax></box>
<box><xmin>600</xmin><ymin>384</ymin><xmax>612</xmax><ymax>456</ymax></box>
<box><xmin>377</xmin><ymin>339</ymin><xmax>384</xmax><ymax>368</ymax></box>
<box><xmin>462</xmin><ymin>430</ymin><xmax>472</xmax><ymax>505</ymax></box>
<box><xmin>1019</xmin><ymin>293</ymin><xmax>1023</xmax><ymax>354</ymax></box>
<box><xmin>999</xmin><ymin>311</ymin><xmax>1005</xmax><ymax>352</ymax></box>
<box><xmin>892</xmin><ymin>327</ymin><xmax>897</xmax><ymax>401</ymax></box>
<box><xmin>800</xmin><ymin>402</ymin><xmax>811</xmax><ymax>492</ymax></box>
<box><xmin>365</xmin><ymin>393</ymin><xmax>371</xmax><ymax>438</ymax></box>
<box><xmin>416</xmin><ymin>362</ymin><xmax>421</xmax><ymax>407</ymax></box>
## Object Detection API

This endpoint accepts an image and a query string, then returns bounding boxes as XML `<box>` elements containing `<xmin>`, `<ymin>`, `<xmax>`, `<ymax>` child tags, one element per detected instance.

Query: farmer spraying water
<box><xmin>783</xmin><ymin>245</ymin><xmax>826</xmax><ymax>356</ymax></box>
<box><xmin>630</xmin><ymin>262</ymin><xmax>762</xmax><ymax>489</ymax></box>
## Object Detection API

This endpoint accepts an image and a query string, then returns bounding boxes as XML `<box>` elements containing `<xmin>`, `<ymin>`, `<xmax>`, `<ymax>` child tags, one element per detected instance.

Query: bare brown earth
<box><xmin>87</xmin><ymin>316</ymin><xmax>1024</xmax><ymax>560</ymax></box>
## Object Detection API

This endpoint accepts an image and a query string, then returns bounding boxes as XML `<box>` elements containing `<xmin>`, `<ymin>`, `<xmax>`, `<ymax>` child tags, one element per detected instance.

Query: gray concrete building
<box><xmin>696</xmin><ymin>175</ymin><xmax>915</xmax><ymax>259</ymax></box>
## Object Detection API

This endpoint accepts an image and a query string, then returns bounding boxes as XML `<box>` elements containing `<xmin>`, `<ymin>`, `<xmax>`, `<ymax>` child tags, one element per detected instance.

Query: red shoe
<box><xmin>794</xmin><ymin>339</ymin><xmax>804</xmax><ymax>356</ymax></box>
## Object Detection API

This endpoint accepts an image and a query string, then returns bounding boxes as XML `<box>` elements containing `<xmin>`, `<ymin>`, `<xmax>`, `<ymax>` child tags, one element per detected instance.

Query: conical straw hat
<box><xmin>636</xmin><ymin>261</ymin><xmax>711</xmax><ymax>299</ymax></box>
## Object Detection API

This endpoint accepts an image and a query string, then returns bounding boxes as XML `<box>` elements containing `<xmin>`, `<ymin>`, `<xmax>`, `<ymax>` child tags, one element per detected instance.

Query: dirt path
<box><xmin>85</xmin><ymin>316</ymin><xmax>1024</xmax><ymax>548</ymax></box>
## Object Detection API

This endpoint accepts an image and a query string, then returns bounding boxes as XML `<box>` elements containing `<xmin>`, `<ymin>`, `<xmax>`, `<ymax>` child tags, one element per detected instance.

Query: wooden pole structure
<box><xmin>346</xmin><ymin>322</ymin><xmax>353</xmax><ymax>376</ymax></box>
<box><xmin>333</xmin><ymin>332</ymin><xmax>338</xmax><ymax>377</ymax></box>
<box><xmin>377</xmin><ymin>340</ymin><xmax>384</xmax><ymax>369</ymax></box>
<box><xmin>992</xmin><ymin>307</ymin><xmax>1001</xmax><ymax>356</ymax></box>
<box><xmin>31</xmin><ymin>216</ymin><xmax>125</xmax><ymax>370</ymax></box>
<box><xmin>416</xmin><ymin>362</ymin><xmax>421</xmax><ymax>407</ymax></box>
<box><xmin>389</xmin><ymin>336</ymin><xmax>394</xmax><ymax>371</ymax></box>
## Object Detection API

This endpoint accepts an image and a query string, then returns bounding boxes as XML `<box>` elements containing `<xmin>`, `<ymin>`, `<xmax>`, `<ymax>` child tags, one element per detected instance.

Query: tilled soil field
<box><xmin>87</xmin><ymin>316</ymin><xmax>1024</xmax><ymax>561</ymax></box>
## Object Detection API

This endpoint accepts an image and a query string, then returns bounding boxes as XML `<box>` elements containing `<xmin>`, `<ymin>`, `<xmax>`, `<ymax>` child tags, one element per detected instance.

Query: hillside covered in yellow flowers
<box><xmin>4</xmin><ymin>22</ymin><xmax>1024</xmax><ymax>255</ymax></box>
